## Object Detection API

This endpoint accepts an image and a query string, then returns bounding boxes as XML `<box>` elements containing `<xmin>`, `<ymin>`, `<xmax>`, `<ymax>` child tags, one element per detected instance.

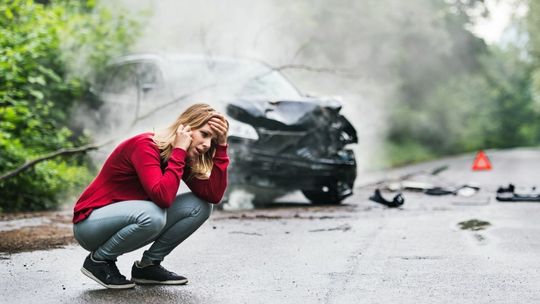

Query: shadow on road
<box><xmin>254</xmin><ymin>201</ymin><xmax>354</xmax><ymax>209</ymax></box>
<box><xmin>75</xmin><ymin>286</ymin><xmax>206</xmax><ymax>303</ymax></box>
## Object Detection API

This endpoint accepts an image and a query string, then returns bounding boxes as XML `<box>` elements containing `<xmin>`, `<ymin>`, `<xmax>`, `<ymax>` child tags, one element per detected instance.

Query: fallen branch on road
<box><xmin>0</xmin><ymin>140</ymin><xmax>113</xmax><ymax>181</ymax></box>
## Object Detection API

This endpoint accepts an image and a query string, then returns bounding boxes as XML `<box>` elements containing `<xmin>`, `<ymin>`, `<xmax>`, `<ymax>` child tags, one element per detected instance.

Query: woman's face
<box><xmin>187</xmin><ymin>122</ymin><xmax>215</xmax><ymax>159</ymax></box>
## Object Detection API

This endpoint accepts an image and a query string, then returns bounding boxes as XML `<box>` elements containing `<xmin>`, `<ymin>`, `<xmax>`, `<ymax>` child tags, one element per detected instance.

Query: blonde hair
<box><xmin>153</xmin><ymin>103</ymin><xmax>218</xmax><ymax>179</ymax></box>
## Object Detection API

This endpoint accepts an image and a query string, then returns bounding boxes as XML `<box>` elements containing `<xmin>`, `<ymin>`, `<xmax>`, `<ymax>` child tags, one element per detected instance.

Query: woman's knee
<box><xmin>136</xmin><ymin>204</ymin><xmax>167</xmax><ymax>233</ymax></box>
<box><xmin>174</xmin><ymin>193</ymin><xmax>213</xmax><ymax>221</ymax></box>
<box><xmin>73</xmin><ymin>224</ymin><xmax>91</xmax><ymax>251</ymax></box>
<box><xmin>195</xmin><ymin>200</ymin><xmax>213</xmax><ymax>221</ymax></box>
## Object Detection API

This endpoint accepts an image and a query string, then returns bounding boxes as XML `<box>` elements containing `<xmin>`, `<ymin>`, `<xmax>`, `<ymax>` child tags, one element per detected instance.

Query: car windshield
<box><xmin>168</xmin><ymin>58</ymin><xmax>302</xmax><ymax>100</ymax></box>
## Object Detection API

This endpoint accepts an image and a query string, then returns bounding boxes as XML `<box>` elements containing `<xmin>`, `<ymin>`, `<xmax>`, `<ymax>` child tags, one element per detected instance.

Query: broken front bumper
<box><xmin>228</xmin><ymin>146</ymin><xmax>357</xmax><ymax>191</ymax></box>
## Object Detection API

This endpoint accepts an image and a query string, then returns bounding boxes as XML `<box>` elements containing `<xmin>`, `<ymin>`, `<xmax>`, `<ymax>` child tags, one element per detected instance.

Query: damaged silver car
<box><xmin>85</xmin><ymin>54</ymin><xmax>358</xmax><ymax>205</ymax></box>
<box><xmin>226</xmin><ymin>99</ymin><xmax>357</xmax><ymax>205</ymax></box>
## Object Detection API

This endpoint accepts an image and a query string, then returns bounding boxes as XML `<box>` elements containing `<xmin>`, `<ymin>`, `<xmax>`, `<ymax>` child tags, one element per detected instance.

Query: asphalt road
<box><xmin>1</xmin><ymin>148</ymin><xmax>540</xmax><ymax>303</ymax></box>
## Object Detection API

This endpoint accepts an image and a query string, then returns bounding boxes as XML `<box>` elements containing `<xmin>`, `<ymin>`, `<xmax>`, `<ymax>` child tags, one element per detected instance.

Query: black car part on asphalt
<box><xmin>369</xmin><ymin>189</ymin><xmax>405</xmax><ymax>208</ymax></box>
<box><xmin>225</xmin><ymin>99</ymin><xmax>358</xmax><ymax>205</ymax></box>
<box><xmin>496</xmin><ymin>184</ymin><xmax>540</xmax><ymax>202</ymax></box>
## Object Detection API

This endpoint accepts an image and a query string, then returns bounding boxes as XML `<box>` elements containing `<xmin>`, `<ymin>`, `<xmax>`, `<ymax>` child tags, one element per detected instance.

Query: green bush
<box><xmin>0</xmin><ymin>0</ymin><xmax>139</xmax><ymax>212</ymax></box>
<box><xmin>386</xmin><ymin>44</ymin><xmax>537</xmax><ymax>166</ymax></box>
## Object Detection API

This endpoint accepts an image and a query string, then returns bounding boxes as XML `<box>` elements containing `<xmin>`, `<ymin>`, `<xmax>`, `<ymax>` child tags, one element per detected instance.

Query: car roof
<box><xmin>108</xmin><ymin>53</ymin><xmax>270</xmax><ymax>68</ymax></box>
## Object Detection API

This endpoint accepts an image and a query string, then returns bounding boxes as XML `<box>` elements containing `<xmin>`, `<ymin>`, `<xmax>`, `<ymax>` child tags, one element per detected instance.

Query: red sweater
<box><xmin>73</xmin><ymin>132</ymin><xmax>229</xmax><ymax>223</ymax></box>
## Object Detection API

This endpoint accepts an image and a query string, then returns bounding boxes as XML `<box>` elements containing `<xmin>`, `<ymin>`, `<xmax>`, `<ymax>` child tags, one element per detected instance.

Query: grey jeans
<box><xmin>73</xmin><ymin>193</ymin><xmax>212</xmax><ymax>261</ymax></box>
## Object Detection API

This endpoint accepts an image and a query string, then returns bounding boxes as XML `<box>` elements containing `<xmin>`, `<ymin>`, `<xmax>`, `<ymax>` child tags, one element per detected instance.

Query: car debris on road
<box><xmin>496</xmin><ymin>184</ymin><xmax>540</xmax><ymax>202</ymax></box>
<box><xmin>369</xmin><ymin>189</ymin><xmax>405</xmax><ymax>208</ymax></box>
<box><xmin>370</xmin><ymin>165</ymin><xmax>481</xmax><ymax>200</ymax></box>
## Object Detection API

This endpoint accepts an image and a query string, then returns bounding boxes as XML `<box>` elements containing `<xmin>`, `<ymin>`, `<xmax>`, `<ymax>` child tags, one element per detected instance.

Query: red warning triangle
<box><xmin>472</xmin><ymin>150</ymin><xmax>492</xmax><ymax>171</ymax></box>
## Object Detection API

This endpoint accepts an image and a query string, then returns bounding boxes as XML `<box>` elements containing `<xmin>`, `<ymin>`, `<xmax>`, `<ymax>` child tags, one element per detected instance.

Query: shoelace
<box><xmin>106</xmin><ymin>260</ymin><xmax>127</xmax><ymax>279</ymax></box>
<box><xmin>154</xmin><ymin>263</ymin><xmax>176</xmax><ymax>276</ymax></box>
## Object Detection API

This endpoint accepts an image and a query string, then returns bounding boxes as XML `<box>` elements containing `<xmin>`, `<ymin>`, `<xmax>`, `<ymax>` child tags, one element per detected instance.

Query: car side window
<box><xmin>101</xmin><ymin>64</ymin><xmax>138</xmax><ymax>95</ymax></box>
<box><xmin>137</xmin><ymin>62</ymin><xmax>163</xmax><ymax>91</ymax></box>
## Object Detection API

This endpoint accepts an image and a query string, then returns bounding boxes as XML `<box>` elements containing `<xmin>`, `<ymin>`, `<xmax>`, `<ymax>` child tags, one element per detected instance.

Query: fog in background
<box><xmin>93</xmin><ymin>0</ymin><xmax>484</xmax><ymax>176</ymax></box>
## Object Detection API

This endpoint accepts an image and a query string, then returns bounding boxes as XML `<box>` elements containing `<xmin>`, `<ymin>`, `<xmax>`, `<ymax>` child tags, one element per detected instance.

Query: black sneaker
<box><xmin>131</xmin><ymin>261</ymin><xmax>188</xmax><ymax>285</ymax></box>
<box><xmin>81</xmin><ymin>253</ymin><xmax>135</xmax><ymax>289</ymax></box>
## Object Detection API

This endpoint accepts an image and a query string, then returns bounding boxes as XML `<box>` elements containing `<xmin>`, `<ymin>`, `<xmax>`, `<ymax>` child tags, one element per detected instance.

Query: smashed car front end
<box><xmin>226</xmin><ymin>99</ymin><xmax>358</xmax><ymax>204</ymax></box>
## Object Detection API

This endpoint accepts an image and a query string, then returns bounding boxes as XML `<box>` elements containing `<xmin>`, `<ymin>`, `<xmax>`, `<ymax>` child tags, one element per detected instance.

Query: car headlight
<box><xmin>228</xmin><ymin>118</ymin><xmax>259</xmax><ymax>140</ymax></box>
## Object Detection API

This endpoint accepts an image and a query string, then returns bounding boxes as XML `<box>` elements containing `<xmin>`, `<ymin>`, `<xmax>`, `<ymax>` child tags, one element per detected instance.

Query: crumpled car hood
<box><xmin>226</xmin><ymin>99</ymin><xmax>347</xmax><ymax>131</ymax></box>
<box><xmin>226</xmin><ymin>98</ymin><xmax>357</xmax><ymax>159</ymax></box>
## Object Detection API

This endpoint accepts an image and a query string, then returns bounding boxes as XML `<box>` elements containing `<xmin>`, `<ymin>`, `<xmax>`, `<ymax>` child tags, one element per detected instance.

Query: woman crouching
<box><xmin>72</xmin><ymin>103</ymin><xmax>229</xmax><ymax>289</ymax></box>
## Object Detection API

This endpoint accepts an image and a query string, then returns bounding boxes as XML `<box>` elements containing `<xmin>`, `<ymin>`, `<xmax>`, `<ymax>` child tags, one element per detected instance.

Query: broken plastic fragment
<box><xmin>424</xmin><ymin>185</ymin><xmax>479</xmax><ymax>197</ymax></box>
<box><xmin>456</xmin><ymin>186</ymin><xmax>478</xmax><ymax>197</ymax></box>
<box><xmin>369</xmin><ymin>189</ymin><xmax>404</xmax><ymax>208</ymax></box>
<box><xmin>496</xmin><ymin>184</ymin><xmax>540</xmax><ymax>202</ymax></box>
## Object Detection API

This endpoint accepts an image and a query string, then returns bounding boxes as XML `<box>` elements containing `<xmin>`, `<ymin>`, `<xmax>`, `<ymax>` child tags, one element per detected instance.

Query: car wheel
<box><xmin>302</xmin><ymin>190</ymin><xmax>342</xmax><ymax>205</ymax></box>
<box><xmin>302</xmin><ymin>182</ymin><xmax>352</xmax><ymax>205</ymax></box>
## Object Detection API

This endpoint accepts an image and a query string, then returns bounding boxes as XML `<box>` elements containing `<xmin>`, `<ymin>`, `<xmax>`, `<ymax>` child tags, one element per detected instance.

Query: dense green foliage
<box><xmin>385</xmin><ymin>1</ymin><xmax>540</xmax><ymax>166</ymax></box>
<box><xmin>529</xmin><ymin>0</ymin><xmax>540</xmax><ymax>108</ymax></box>
<box><xmin>388</xmin><ymin>46</ymin><xmax>537</xmax><ymax>161</ymax></box>
<box><xmin>0</xmin><ymin>0</ymin><xmax>138</xmax><ymax>211</ymax></box>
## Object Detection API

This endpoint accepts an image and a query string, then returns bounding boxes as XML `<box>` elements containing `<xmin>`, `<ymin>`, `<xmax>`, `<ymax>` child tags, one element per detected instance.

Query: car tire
<box><xmin>301</xmin><ymin>190</ymin><xmax>343</xmax><ymax>205</ymax></box>
<box><xmin>301</xmin><ymin>182</ymin><xmax>352</xmax><ymax>205</ymax></box>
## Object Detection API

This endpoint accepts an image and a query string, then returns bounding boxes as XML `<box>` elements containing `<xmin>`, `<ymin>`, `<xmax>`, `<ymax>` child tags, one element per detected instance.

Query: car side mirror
<box><xmin>304</xmin><ymin>92</ymin><xmax>319</xmax><ymax>98</ymax></box>
<box><xmin>141</xmin><ymin>82</ymin><xmax>157</xmax><ymax>93</ymax></box>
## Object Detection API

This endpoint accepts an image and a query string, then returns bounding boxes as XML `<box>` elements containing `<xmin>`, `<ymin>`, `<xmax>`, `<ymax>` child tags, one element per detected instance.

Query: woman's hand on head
<box><xmin>173</xmin><ymin>124</ymin><xmax>193</xmax><ymax>151</ymax></box>
<box><xmin>208</xmin><ymin>114</ymin><xmax>229</xmax><ymax>145</ymax></box>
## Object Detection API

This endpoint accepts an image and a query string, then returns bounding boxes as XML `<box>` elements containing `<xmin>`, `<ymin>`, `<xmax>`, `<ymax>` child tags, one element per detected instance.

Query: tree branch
<box><xmin>273</xmin><ymin>63</ymin><xmax>364</xmax><ymax>78</ymax></box>
<box><xmin>0</xmin><ymin>140</ymin><xmax>112</xmax><ymax>182</ymax></box>
<box><xmin>129</xmin><ymin>83</ymin><xmax>218</xmax><ymax>127</ymax></box>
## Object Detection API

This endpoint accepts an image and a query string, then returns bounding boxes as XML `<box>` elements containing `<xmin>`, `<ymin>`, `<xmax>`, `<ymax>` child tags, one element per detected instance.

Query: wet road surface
<box><xmin>1</xmin><ymin>148</ymin><xmax>540</xmax><ymax>303</ymax></box>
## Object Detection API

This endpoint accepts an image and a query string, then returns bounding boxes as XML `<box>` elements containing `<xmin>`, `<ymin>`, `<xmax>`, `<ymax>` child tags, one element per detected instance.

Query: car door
<box><xmin>97</xmin><ymin>63</ymin><xmax>139</xmax><ymax>128</ymax></box>
<box><xmin>134</xmin><ymin>61</ymin><xmax>171</xmax><ymax>121</ymax></box>
<box><xmin>94</xmin><ymin>60</ymin><xmax>173</xmax><ymax>129</ymax></box>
